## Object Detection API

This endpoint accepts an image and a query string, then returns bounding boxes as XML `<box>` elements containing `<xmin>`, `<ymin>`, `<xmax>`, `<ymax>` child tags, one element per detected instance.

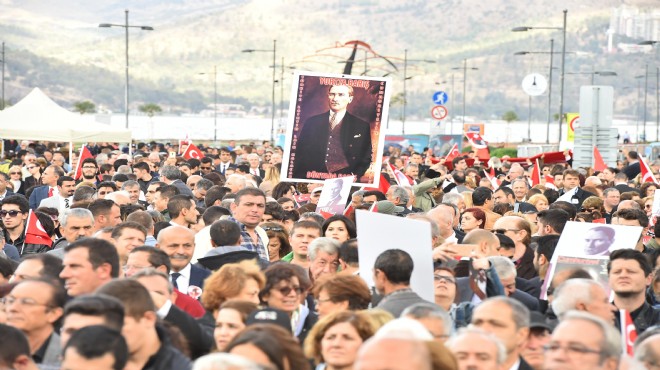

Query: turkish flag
<box><xmin>73</xmin><ymin>145</ymin><xmax>94</xmax><ymax>180</ymax></box>
<box><xmin>640</xmin><ymin>157</ymin><xmax>659</xmax><ymax>185</ymax></box>
<box><xmin>465</xmin><ymin>132</ymin><xmax>488</xmax><ymax>149</ymax></box>
<box><xmin>319</xmin><ymin>210</ymin><xmax>334</xmax><ymax>219</ymax></box>
<box><xmin>620</xmin><ymin>309</ymin><xmax>637</xmax><ymax>356</ymax></box>
<box><xmin>593</xmin><ymin>147</ymin><xmax>607</xmax><ymax>172</ymax></box>
<box><xmin>483</xmin><ymin>168</ymin><xmax>500</xmax><ymax>189</ymax></box>
<box><xmin>182</xmin><ymin>143</ymin><xmax>205</xmax><ymax>160</ymax></box>
<box><xmin>343</xmin><ymin>204</ymin><xmax>354</xmax><ymax>216</ymax></box>
<box><xmin>531</xmin><ymin>159</ymin><xmax>541</xmax><ymax>187</ymax></box>
<box><xmin>24</xmin><ymin>210</ymin><xmax>53</xmax><ymax>248</ymax></box>
<box><xmin>389</xmin><ymin>164</ymin><xmax>412</xmax><ymax>186</ymax></box>
<box><xmin>444</xmin><ymin>144</ymin><xmax>460</xmax><ymax>165</ymax></box>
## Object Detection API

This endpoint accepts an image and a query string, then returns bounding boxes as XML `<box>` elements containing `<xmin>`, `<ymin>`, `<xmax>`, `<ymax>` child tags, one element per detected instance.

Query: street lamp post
<box><xmin>513</xmin><ymin>9</ymin><xmax>567</xmax><ymax>142</ymax></box>
<box><xmin>243</xmin><ymin>40</ymin><xmax>277</xmax><ymax>144</ymax></box>
<box><xmin>514</xmin><ymin>39</ymin><xmax>563</xmax><ymax>144</ymax></box>
<box><xmin>0</xmin><ymin>42</ymin><xmax>5</xmax><ymax>110</ymax></box>
<box><xmin>401</xmin><ymin>50</ymin><xmax>436</xmax><ymax>134</ymax></box>
<box><xmin>452</xmin><ymin>59</ymin><xmax>478</xmax><ymax>125</ymax></box>
<box><xmin>99</xmin><ymin>10</ymin><xmax>153</xmax><ymax>129</ymax></box>
<box><xmin>199</xmin><ymin>68</ymin><xmax>234</xmax><ymax>143</ymax></box>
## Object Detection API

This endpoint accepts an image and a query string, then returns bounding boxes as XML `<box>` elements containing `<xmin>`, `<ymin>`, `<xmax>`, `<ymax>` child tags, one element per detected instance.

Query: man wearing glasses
<box><xmin>543</xmin><ymin>311</ymin><xmax>621</xmax><ymax>370</ymax></box>
<box><xmin>1</xmin><ymin>195</ymin><xmax>51</xmax><ymax>256</ymax></box>
<box><xmin>78</xmin><ymin>158</ymin><xmax>99</xmax><ymax>185</ymax></box>
<box><xmin>5</xmin><ymin>278</ymin><xmax>65</xmax><ymax>367</ymax></box>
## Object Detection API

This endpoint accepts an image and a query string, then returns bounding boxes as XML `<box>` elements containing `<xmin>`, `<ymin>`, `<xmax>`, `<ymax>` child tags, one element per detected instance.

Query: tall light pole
<box><xmin>513</xmin><ymin>9</ymin><xmax>567</xmax><ymax>142</ymax></box>
<box><xmin>243</xmin><ymin>40</ymin><xmax>277</xmax><ymax>144</ymax></box>
<box><xmin>514</xmin><ymin>39</ymin><xmax>563</xmax><ymax>144</ymax></box>
<box><xmin>199</xmin><ymin>68</ymin><xmax>233</xmax><ymax>143</ymax></box>
<box><xmin>99</xmin><ymin>10</ymin><xmax>154</xmax><ymax>129</ymax></box>
<box><xmin>644</xmin><ymin>64</ymin><xmax>649</xmax><ymax>142</ymax></box>
<box><xmin>402</xmin><ymin>50</ymin><xmax>436</xmax><ymax>134</ymax></box>
<box><xmin>0</xmin><ymin>42</ymin><xmax>5</xmax><ymax>110</ymax></box>
<box><xmin>452</xmin><ymin>59</ymin><xmax>478</xmax><ymax>125</ymax></box>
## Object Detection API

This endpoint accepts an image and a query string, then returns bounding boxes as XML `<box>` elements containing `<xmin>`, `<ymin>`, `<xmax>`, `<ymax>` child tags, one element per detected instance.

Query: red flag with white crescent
<box><xmin>182</xmin><ymin>143</ymin><xmax>205</xmax><ymax>160</ymax></box>
<box><xmin>465</xmin><ymin>132</ymin><xmax>488</xmax><ymax>149</ymax></box>
<box><xmin>620</xmin><ymin>309</ymin><xmax>637</xmax><ymax>355</ymax></box>
<box><xmin>24</xmin><ymin>210</ymin><xmax>53</xmax><ymax>248</ymax></box>
<box><xmin>640</xmin><ymin>156</ymin><xmax>659</xmax><ymax>185</ymax></box>
<box><xmin>73</xmin><ymin>145</ymin><xmax>94</xmax><ymax>180</ymax></box>
<box><xmin>531</xmin><ymin>159</ymin><xmax>541</xmax><ymax>187</ymax></box>
<box><xmin>444</xmin><ymin>144</ymin><xmax>460</xmax><ymax>165</ymax></box>
<box><xmin>388</xmin><ymin>164</ymin><xmax>412</xmax><ymax>186</ymax></box>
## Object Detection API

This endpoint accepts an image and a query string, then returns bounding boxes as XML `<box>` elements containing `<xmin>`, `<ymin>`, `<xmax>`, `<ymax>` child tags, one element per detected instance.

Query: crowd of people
<box><xmin>0</xmin><ymin>138</ymin><xmax>659</xmax><ymax>370</ymax></box>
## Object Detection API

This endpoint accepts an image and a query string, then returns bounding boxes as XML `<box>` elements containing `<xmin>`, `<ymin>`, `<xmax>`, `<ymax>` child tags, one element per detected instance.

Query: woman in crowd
<box><xmin>528</xmin><ymin>194</ymin><xmax>549</xmax><ymax>211</ymax></box>
<box><xmin>214</xmin><ymin>301</ymin><xmax>258</xmax><ymax>352</ymax></box>
<box><xmin>23</xmin><ymin>161</ymin><xmax>43</xmax><ymax>190</ymax></box>
<box><xmin>644</xmin><ymin>196</ymin><xmax>654</xmax><ymax>217</ymax></box>
<box><xmin>304</xmin><ymin>311</ymin><xmax>377</xmax><ymax>370</ymax></box>
<box><xmin>260</xmin><ymin>263</ymin><xmax>316</xmax><ymax>340</ymax></box>
<box><xmin>313</xmin><ymin>275</ymin><xmax>371</xmax><ymax>319</ymax></box>
<box><xmin>272</xmin><ymin>181</ymin><xmax>297</xmax><ymax>201</ymax></box>
<box><xmin>262</xmin><ymin>222</ymin><xmax>292</xmax><ymax>262</ymax></box>
<box><xmin>459</xmin><ymin>207</ymin><xmax>485</xmax><ymax>233</ymax></box>
<box><xmin>226</xmin><ymin>324</ymin><xmax>310</xmax><ymax>370</ymax></box>
<box><xmin>322</xmin><ymin>215</ymin><xmax>357</xmax><ymax>244</ymax></box>
<box><xmin>641</xmin><ymin>182</ymin><xmax>658</xmax><ymax>198</ymax></box>
<box><xmin>581</xmin><ymin>196</ymin><xmax>604</xmax><ymax>215</ymax></box>
<box><xmin>7</xmin><ymin>165</ymin><xmax>26</xmax><ymax>195</ymax></box>
<box><xmin>202</xmin><ymin>260</ymin><xmax>265</xmax><ymax>314</ymax></box>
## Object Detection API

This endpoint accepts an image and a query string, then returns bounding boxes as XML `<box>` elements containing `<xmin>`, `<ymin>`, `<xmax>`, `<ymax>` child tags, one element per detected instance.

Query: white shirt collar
<box><xmin>176</xmin><ymin>263</ymin><xmax>192</xmax><ymax>279</ymax></box>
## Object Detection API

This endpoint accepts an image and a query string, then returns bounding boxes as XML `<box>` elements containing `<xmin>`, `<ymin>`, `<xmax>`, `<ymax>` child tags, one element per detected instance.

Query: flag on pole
<box><xmin>531</xmin><ymin>159</ymin><xmax>541</xmax><ymax>187</ymax></box>
<box><xmin>444</xmin><ymin>144</ymin><xmax>460</xmax><ymax>165</ymax></box>
<box><xmin>24</xmin><ymin>210</ymin><xmax>53</xmax><ymax>248</ymax></box>
<box><xmin>465</xmin><ymin>132</ymin><xmax>488</xmax><ymax>149</ymax></box>
<box><xmin>620</xmin><ymin>309</ymin><xmax>637</xmax><ymax>356</ymax></box>
<box><xmin>182</xmin><ymin>143</ymin><xmax>205</xmax><ymax>160</ymax></box>
<box><xmin>484</xmin><ymin>168</ymin><xmax>500</xmax><ymax>189</ymax></box>
<box><xmin>593</xmin><ymin>147</ymin><xmax>607</xmax><ymax>172</ymax></box>
<box><xmin>73</xmin><ymin>145</ymin><xmax>93</xmax><ymax>180</ymax></box>
<box><xmin>389</xmin><ymin>164</ymin><xmax>412</xmax><ymax>186</ymax></box>
<box><xmin>640</xmin><ymin>156</ymin><xmax>659</xmax><ymax>185</ymax></box>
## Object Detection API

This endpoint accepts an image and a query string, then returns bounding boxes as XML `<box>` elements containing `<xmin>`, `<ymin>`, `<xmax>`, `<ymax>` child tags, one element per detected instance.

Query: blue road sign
<box><xmin>433</xmin><ymin>91</ymin><xmax>448</xmax><ymax>105</ymax></box>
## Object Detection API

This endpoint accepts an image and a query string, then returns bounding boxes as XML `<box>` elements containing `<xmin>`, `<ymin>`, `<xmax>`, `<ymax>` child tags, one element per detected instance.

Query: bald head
<box><xmin>463</xmin><ymin>229</ymin><xmax>500</xmax><ymax>256</ymax></box>
<box><xmin>617</xmin><ymin>200</ymin><xmax>641</xmax><ymax>210</ymax></box>
<box><xmin>427</xmin><ymin>206</ymin><xmax>455</xmax><ymax>238</ymax></box>
<box><xmin>355</xmin><ymin>337</ymin><xmax>431</xmax><ymax>370</ymax></box>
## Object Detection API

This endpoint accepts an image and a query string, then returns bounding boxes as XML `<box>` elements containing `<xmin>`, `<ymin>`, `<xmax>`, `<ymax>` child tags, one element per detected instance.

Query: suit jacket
<box><xmin>292</xmin><ymin>111</ymin><xmax>372</xmax><ymax>179</ymax></box>
<box><xmin>517</xmin><ymin>356</ymin><xmax>535</xmax><ymax>370</ymax></box>
<box><xmin>41</xmin><ymin>332</ymin><xmax>62</xmax><ymax>366</ymax></box>
<box><xmin>456</xmin><ymin>277</ymin><xmax>539</xmax><ymax>311</ymax></box>
<box><xmin>28</xmin><ymin>185</ymin><xmax>51</xmax><ymax>210</ymax></box>
<box><xmin>615</xmin><ymin>183</ymin><xmax>639</xmax><ymax>195</ymax></box>
<box><xmin>190</xmin><ymin>264</ymin><xmax>211</xmax><ymax>289</ymax></box>
<box><xmin>39</xmin><ymin>194</ymin><xmax>71</xmax><ymax>213</ymax></box>
<box><xmin>170</xmin><ymin>179</ymin><xmax>194</xmax><ymax>197</ymax></box>
<box><xmin>565</xmin><ymin>187</ymin><xmax>595</xmax><ymax>210</ymax></box>
<box><xmin>623</xmin><ymin>161</ymin><xmax>641</xmax><ymax>180</ymax></box>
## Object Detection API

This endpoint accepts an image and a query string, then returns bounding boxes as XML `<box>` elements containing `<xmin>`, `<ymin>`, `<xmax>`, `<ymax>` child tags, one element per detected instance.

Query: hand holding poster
<box><xmin>540</xmin><ymin>221</ymin><xmax>642</xmax><ymax>299</ymax></box>
<box><xmin>315</xmin><ymin>176</ymin><xmax>354</xmax><ymax>215</ymax></box>
<box><xmin>282</xmin><ymin>72</ymin><xmax>391</xmax><ymax>187</ymax></box>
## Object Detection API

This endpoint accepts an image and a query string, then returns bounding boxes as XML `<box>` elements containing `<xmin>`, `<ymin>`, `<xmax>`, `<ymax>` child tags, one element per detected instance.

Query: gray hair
<box><xmin>603</xmin><ymin>188</ymin><xmax>620</xmax><ymax>197</ymax></box>
<box><xmin>551</xmin><ymin>278</ymin><xmax>601</xmax><ymax>318</ymax></box>
<box><xmin>402</xmin><ymin>303</ymin><xmax>453</xmax><ymax>336</ymax></box>
<box><xmin>95</xmin><ymin>153</ymin><xmax>108</xmax><ymax>165</ymax></box>
<box><xmin>560</xmin><ymin>311</ymin><xmax>622</xmax><ymax>362</ymax></box>
<box><xmin>196</xmin><ymin>179</ymin><xmax>214</xmax><ymax>191</ymax></box>
<box><xmin>160</xmin><ymin>165</ymin><xmax>182</xmax><ymax>181</ymax></box>
<box><xmin>106</xmin><ymin>191</ymin><xmax>130</xmax><ymax>204</ymax></box>
<box><xmin>511</xmin><ymin>177</ymin><xmax>529</xmax><ymax>189</ymax></box>
<box><xmin>389</xmin><ymin>185</ymin><xmax>409</xmax><ymax>205</ymax></box>
<box><xmin>404</xmin><ymin>163</ymin><xmax>419</xmax><ymax>171</ymax></box>
<box><xmin>481</xmin><ymin>296</ymin><xmax>530</xmax><ymax>329</ymax></box>
<box><xmin>406</xmin><ymin>213</ymin><xmax>440</xmax><ymax>239</ymax></box>
<box><xmin>226</xmin><ymin>174</ymin><xmax>246</xmax><ymax>187</ymax></box>
<box><xmin>220</xmin><ymin>199</ymin><xmax>235</xmax><ymax>209</ymax></box>
<box><xmin>131</xmin><ymin>268</ymin><xmax>173</xmax><ymax>294</ymax></box>
<box><xmin>441</xmin><ymin>193</ymin><xmax>463</xmax><ymax>207</ymax></box>
<box><xmin>116</xmin><ymin>165</ymin><xmax>132</xmax><ymax>175</ymax></box>
<box><xmin>121</xmin><ymin>180</ymin><xmax>140</xmax><ymax>190</ymax></box>
<box><xmin>192</xmin><ymin>353</ymin><xmax>262</xmax><ymax>370</ymax></box>
<box><xmin>73</xmin><ymin>186</ymin><xmax>97</xmax><ymax>202</ymax></box>
<box><xmin>60</xmin><ymin>208</ymin><xmax>94</xmax><ymax>226</ymax></box>
<box><xmin>308</xmin><ymin>237</ymin><xmax>340</xmax><ymax>261</ymax></box>
<box><xmin>635</xmin><ymin>334</ymin><xmax>660</xmax><ymax>366</ymax></box>
<box><xmin>487</xmin><ymin>256</ymin><xmax>517</xmax><ymax>280</ymax></box>
<box><xmin>446</xmin><ymin>327</ymin><xmax>507</xmax><ymax>365</ymax></box>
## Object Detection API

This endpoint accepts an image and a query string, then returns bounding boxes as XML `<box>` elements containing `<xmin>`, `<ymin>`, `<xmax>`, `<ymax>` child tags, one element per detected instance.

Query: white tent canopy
<box><xmin>0</xmin><ymin>88</ymin><xmax>131</xmax><ymax>143</ymax></box>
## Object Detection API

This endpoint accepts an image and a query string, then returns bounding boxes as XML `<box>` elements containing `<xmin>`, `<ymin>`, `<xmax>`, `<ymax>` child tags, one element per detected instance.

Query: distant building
<box><xmin>610</xmin><ymin>5</ymin><xmax>660</xmax><ymax>42</ymax></box>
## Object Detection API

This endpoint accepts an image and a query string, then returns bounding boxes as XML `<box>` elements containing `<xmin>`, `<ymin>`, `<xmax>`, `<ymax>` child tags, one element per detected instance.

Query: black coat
<box><xmin>292</xmin><ymin>111</ymin><xmax>372</xmax><ymax>179</ymax></box>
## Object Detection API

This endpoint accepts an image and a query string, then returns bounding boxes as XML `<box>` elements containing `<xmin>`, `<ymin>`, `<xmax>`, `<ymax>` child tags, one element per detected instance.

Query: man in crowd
<box><xmin>88</xmin><ymin>199</ymin><xmax>122</xmax><ymax>234</ymax></box>
<box><xmin>78</xmin><ymin>158</ymin><xmax>99</xmax><ymax>184</ymax></box>
<box><xmin>308</xmin><ymin>237</ymin><xmax>340</xmax><ymax>283</ymax></box>
<box><xmin>60</xmin><ymin>295</ymin><xmax>125</xmax><ymax>346</ymax></box>
<box><xmin>60</xmin><ymin>238</ymin><xmax>119</xmax><ymax>297</ymax></box>
<box><xmin>2</xmin><ymin>195</ymin><xmax>51</xmax><ymax>256</ymax></box>
<box><xmin>536</xmin><ymin>209</ymin><xmax>569</xmax><ymax>236</ymax></box>
<box><xmin>28</xmin><ymin>165</ymin><xmax>64</xmax><ymax>209</ymax></box>
<box><xmin>61</xmin><ymin>326</ymin><xmax>128</xmax><ymax>370</ymax></box>
<box><xmin>492</xmin><ymin>216</ymin><xmax>536</xmax><ymax>279</ymax></box>
<box><xmin>284</xmin><ymin>220</ymin><xmax>322</xmax><ymax>268</ymax></box>
<box><xmin>49</xmin><ymin>208</ymin><xmax>95</xmax><ymax>253</ymax></box>
<box><xmin>159</xmin><ymin>165</ymin><xmax>193</xmax><ymax>197</ymax></box>
<box><xmin>167</xmin><ymin>195</ymin><xmax>200</xmax><ymax>228</ymax></box>
<box><xmin>446</xmin><ymin>327</ymin><xmax>505</xmax><ymax>370</ymax></box>
<box><xmin>229</xmin><ymin>188</ymin><xmax>270</xmax><ymax>261</ymax></box>
<box><xmin>156</xmin><ymin>225</ymin><xmax>210</xmax><ymax>297</ymax></box>
<box><xmin>602</xmin><ymin>188</ymin><xmax>620</xmax><ymax>223</ymax></box>
<box><xmin>551</xmin><ymin>278</ymin><xmax>616</xmax><ymax>323</ymax></box>
<box><xmin>471</xmin><ymin>186</ymin><xmax>501</xmax><ymax>230</ymax></box>
<box><xmin>471</xmin><ymin>297</ymin><xmax>532</xmax><ymax>370</ymax></box>
<box><xmin>38</xmin><ymin>175</ymin><xmax>76</xmax><ymax>212</ymax></box>
<box><xmin>374</xmin><ymin>249</ymin><xmax>438</xmax><ymax>317</ymax></box>
<box><xmin>5</xmin><ymin>278</ymin><xmax>65</xmax><ymax>367</ymax></box>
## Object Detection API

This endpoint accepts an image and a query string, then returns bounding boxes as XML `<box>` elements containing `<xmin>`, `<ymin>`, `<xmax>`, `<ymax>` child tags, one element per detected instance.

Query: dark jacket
<box><xmin>163</xmin><ymin>304</ymin><xmax>213</xmax><ymax>359</ymax></box>
<box><xmin>292</xmin><ymin>111</ymin><xmax>372</xmax><ymax>179</ymax></box>
<box><xmin>142</xmin><ymin>325</ymin><xmax>192</xmax><ymax>370</ymax></box>
<box><xmin>3</xmin><ymin>229</ymin><xmax>50</xmax><ymax>257</ymax></box>
<box><xmin>614</xmin><ymin>301</ymin><xmax>660</xmax><ymax>334</ymax></box>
